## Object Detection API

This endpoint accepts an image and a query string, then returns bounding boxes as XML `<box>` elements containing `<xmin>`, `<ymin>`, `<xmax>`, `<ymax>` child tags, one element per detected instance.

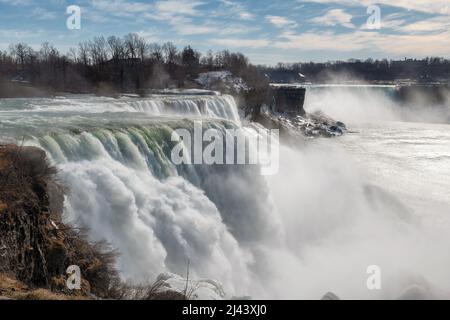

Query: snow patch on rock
<box><xmin>154</xmin><ymin>272</ymin><xmax>227</xmax><ymax>300</ymax></box>
<box><xmin>196</xmin><ymin>71</ymin><xmax>249</xmax><ymax>93</ymax></box>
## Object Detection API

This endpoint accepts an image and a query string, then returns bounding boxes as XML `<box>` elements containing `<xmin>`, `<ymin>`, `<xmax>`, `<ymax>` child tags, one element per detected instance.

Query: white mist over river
<box><xmin>266</xmin><ymin>86</ymin><xmax>450</xmax><ymax>299</ymax></box>
<box><xmin>0</xmin><ymin>87</ymin><xmax>449</xmax><ymax>299</ymax></box>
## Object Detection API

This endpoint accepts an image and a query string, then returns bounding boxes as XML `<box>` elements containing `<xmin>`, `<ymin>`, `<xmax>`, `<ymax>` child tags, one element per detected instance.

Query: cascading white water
<box><xmin>127</xmin><ymin>95</ymin><xmax>241</xmax><ymax>123</ymax></box>
<box><xmin>0</xmin><ymin>93</ymin><xmax>277</xmax><ymax>297</ymax></box>
<box><xmin>30</xmin><ymin>118</ymin><xmax>289</xmax><ymax>297</ymax></box>
<box><xmin>0</xmin><ymin>94</ymin><xmax>240</xmax><ymax>123</ymax></box>
<box><xmin>1</xmin><ymin>89</ymin><xmax>450</xmax><ymax>299</ymax></box>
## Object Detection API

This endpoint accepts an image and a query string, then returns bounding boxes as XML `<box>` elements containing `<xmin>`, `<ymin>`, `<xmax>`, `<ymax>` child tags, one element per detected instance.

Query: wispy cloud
<box><xmin>0</xmin><ymin>0</ymin><xmax>34</xmax><ymax>6</ymax></box>
<box><xmin>135</xmin><ymin>29</ymin><xmax>162</xmax><ymax>43</ymax></box>
<box><xmin>310</xmin><ymin>9</ymin><xmax>355</xmax><ymax>29</ymax></box>
<box><xmin>266</xmin><ymin>15</ymin><xmax>298</xmax><ymax>28</ymax></box>
<box><xmin>0</xmin><ymin>28</ymin><xmax>45</xmax><ymax>41</ymax></box>
<box><xmin>219</xmin><ymin>0</ymin><xmax>255</xmax><ymax>20</ymax></box>
<box><xmin>274</xmin><ymin>29</ymin><xmax>450</xmax><ymax>57</ymax></box>
<box><xmin>368</xmin><ymin>12</ymin><xmax>408</xmax><ymax>30</ymax></box>
<box><xmin>154</xmin><ymin>0</ymin><xmax>204</xmax><ymax>17</ymax></box>
<box><xmin>1</xmin><ymin>0</ymin><xmax>450</xmax><ymax>64</ymax></box>
<box><xmin>141</xmin><ymin>0</ymin><xmax>255</xmax><ymax>37</ymax></box>
<box><xmin>398</xmin><ymin>16</ymin><xmax>450</xmax><ymax>33</ymax></box>
<box><xmin>275</xmin><ymin>30</ymin><xmax>366</xmax><ymax>51</ymax></box>
<box><xmin>211</xmin><ymin>38</ymin><xmax>270</xmax><ymax>48</ymax></box>
<box><xmin>31</xmin><ymin>7</ymin><xmax>57</xmax><ymax>20</ymax></box>
<box><xmin>91</xmin><ymin>0</ymin><xmax>152</xmax><ymax>18</ymax></box>
<box><xmin>171</xmin><ymin>19</ymin><xmax>259</xmax><ymax>36</ymax></box>
<box><xmin>239</xmin><ymin>12</ymin><xmax>254</xmax><ymax>20</ymax></box>
<box><xmin>301</xmin><ymin>0</ymin><xmax>450</xmax><ymax>15</ymax></box>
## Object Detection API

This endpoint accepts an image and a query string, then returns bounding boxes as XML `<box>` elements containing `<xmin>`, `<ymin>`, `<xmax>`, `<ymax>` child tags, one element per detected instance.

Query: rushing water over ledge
<box><xmin>0</xmin><ymin>94</ymin><xmax>278</xmax><ymax>296</ymax></box>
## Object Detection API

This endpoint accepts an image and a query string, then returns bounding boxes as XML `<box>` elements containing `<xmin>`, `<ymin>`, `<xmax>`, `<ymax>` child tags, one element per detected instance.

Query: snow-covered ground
<box><xmin>196</xmin><ymin>71</ymin><xmax>249</xmax><ymax>93</ymax></box>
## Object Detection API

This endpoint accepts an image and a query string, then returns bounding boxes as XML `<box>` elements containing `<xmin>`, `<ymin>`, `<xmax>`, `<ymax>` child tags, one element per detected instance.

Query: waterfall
<box><xmin>126</xmin><ymin>95</ymin><xmax>241</xmax><ymax>123</ymax></box>
<box><xmin>4</xmin><ymin>90</ymin><xmax>450</xmax><ymax>299</ymax></box>
<box><xmin>29</xmin><ymin>122</ymin><xmax>281</xmax><ymax>297</ymax></box>
<box><xmin>0</xmin><ymin>94</ymin><xmax>241</xmax><ymax>123</ymax></box>
<box><xmin>2</xmin><ymin>93</ymin><xmax>276</xmax><ymax>296</ymax></box>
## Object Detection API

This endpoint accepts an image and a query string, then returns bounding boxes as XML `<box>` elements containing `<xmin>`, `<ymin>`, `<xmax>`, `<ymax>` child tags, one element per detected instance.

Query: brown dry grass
<box><xmin>0</xmin><ymin>273</ymin><xmax>90</xmax><ymax>300</ymax></box>
<box><xmin>0</xmin><ymin>144</ymin><xmax>119</xmax><ymax>299</ymax></box>
<box><xmin>0</xmin><ymin>201</ymin><xmax>6</xmax><ymax>213</ymax></box>
<box><xmin>0</xmin><ymin>159</ymin><xmax>8</xmax><ymax>171</ymax></box>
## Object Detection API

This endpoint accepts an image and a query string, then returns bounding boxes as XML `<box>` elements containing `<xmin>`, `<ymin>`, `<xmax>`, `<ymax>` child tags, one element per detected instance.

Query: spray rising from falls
<box><xmin>304</xmin><ymin>85</ymin><xmax>450</xmax><ymax>124</ymax></box>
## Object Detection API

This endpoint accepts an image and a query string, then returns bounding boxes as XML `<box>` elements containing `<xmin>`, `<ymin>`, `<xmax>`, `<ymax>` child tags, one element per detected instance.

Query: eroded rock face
<box><xmin>0</xmin><ymin>145</ymin><xmax>56</xmax><ymax>286</ymax></box>
<box><xmin>0</xmin><ymin>145</ymin><xmax>118</xmax><ymax>298</ymax></box>
<box><xmin>271</xmin><ymin>86</ymin><xmax>306</xmax><ymax>116</ymax></box>
<box><xmin>255</xmin><ymin>111</ymin><xmax>347</xmax><ymax>144</ymax></box>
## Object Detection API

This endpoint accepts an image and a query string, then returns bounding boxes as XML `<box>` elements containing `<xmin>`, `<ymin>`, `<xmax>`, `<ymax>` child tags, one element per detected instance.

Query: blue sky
<box><xmin>0</xmin><ymin>0</ymin><xmax>449</xmax><ymax>65</ymax></box>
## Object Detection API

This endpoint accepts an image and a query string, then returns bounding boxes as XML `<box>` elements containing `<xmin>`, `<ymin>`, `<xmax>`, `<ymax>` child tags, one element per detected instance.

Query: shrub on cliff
<box><xmin>0</xmin><ymin>145</ymin><xmax>119</xmax><ymax>298</ymax></box>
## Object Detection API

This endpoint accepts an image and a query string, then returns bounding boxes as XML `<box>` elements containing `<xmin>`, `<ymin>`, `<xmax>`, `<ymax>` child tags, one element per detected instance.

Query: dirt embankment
<box><xmin>0</xmin><ymin>145</ymin><xmax>120</xmax><ymax>300</ymax></box>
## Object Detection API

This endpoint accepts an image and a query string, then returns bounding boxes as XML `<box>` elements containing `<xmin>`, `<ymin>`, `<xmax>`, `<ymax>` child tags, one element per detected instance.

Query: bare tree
<box><xmin>9</xmin><ymin>43</ymin><xmax>30</xmax><ymax>69</ymax></box>
<box><xmin>88</xmin><ymin>36</ymin><xmax>108</xmax><ymax>66</ymax></box>
<box><xmin>0</xmin><ymin>36</ymin><xmax>272</xmax><ymax>97</ymax></box>
<box><xmin>162</xmin><ymin>42</ymin><xmax>178</xmax><ymax>64</ymax></box>
<box><xmin>78</xmin><ymin>42</ymin><xmax>90</xmax><ymax>66</ymax></box>
<box><xmin>67</xmin><ymin>47</ymin><xmax>78</xmax><ymax>63</ymax></box>
<box><xmin>124</xmin><ymin>33</ymin><xmax>140</xmax><ymax>59</ymax></box>
<box><xmin>136</xmin><ymin>37</ymin><xmax>148</xmax><ymax>62</ymax></box>
<box><xmin>107</xmin><ymin>36</ymin><xmax>126</xmax><ymax>61</ymax></box>
<box><xmin>39</xmin><ymin>42</ymin><xmax>59</xmax><ymax>64</ymax></box>
<box><xmin>148</xmin><ymin>43</ymin><xmax>163</xmax><ymax>63</ymax></box>
<box><xmin>201</xmin><ymin>49</ymin><xmax>214</xmax><ymax>68</ymax></box>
